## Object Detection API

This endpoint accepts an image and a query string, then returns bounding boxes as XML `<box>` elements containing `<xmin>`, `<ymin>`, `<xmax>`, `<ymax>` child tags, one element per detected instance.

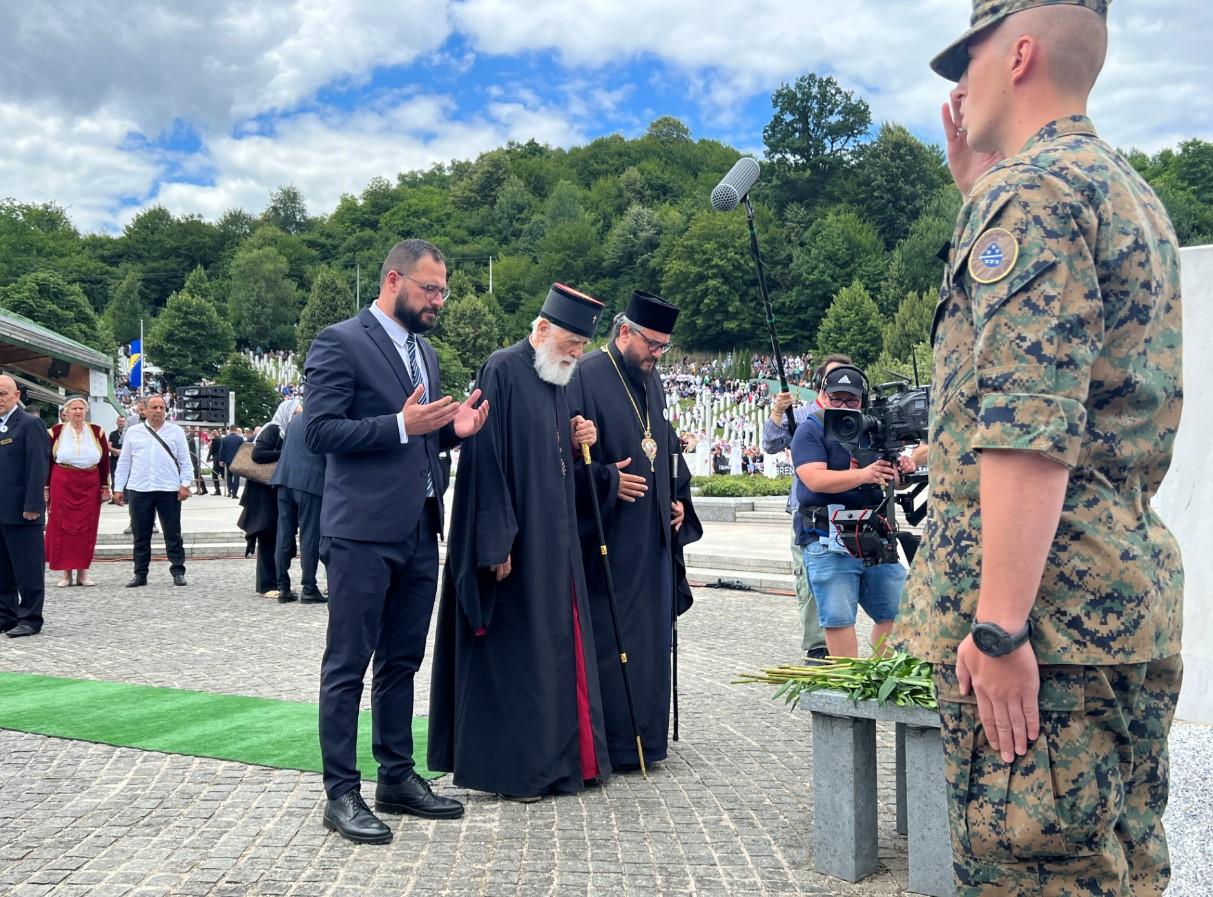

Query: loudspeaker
<box><xmin>47</xmin><ymin>358</ymin><xmax>70</xmax><ymax>379</ymax></box>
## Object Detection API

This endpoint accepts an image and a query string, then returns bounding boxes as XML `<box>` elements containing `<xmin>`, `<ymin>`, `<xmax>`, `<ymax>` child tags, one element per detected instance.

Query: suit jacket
<box><xmin>218</xmin><ymin>432</ymin><xmax>245</xmax><ymax>466</ymax></box>
<box><xmin>271</xmin><ymin>411</ymin><xmax>326</xmax><ymax>497</ymax></box>
<box><xmin>304</xmin><ymin>307</ymin><xmax>459</xmax><ymax>542</ymax></box>
<box><xmin>0</xmin><ymin>408</ymin><xmax>50</xmax><ymax>525</ymax></box>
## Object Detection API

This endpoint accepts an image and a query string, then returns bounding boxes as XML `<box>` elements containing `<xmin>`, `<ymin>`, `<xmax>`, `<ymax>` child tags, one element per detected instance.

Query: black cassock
<box><xmin>567</xmin><ymin>343</ymin><xmax>702</xmax><ymax>769</ymax></box>
<box><xmin>428</xmin><ymin>339</ymin><xmax>611</xmax><ymax>797</ymax></box>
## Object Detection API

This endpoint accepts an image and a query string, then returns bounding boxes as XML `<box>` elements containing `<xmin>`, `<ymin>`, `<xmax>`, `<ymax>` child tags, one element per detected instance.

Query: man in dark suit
<box><xmin>218</xmin><ymin>425</ymin><xmax>245</xmax><ymax>498</ymax></box>
<box><xmin>270</xmin><ymin>401</ymin><xmax>326</xmax><ymax>603</ymax></box>
<box><xmin>304</xmin><ymin>239</ymin><xmax>489</xmax><ymax>844</ymax></box>
<box><xmin>0</xmin><ymin>375</ymin><xmax>51</xmax><ymax>637</ymax></box>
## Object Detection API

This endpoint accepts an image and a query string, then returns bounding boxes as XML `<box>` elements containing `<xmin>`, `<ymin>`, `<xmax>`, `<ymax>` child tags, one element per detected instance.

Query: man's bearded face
<box><xmin>533</xmin><ymin>325</ymin><xmax>583</xmax><ymax>386</ymax></box>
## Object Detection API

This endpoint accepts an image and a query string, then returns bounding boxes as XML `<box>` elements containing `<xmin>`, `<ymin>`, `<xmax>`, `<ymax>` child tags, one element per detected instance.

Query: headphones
<box><xmin>818</xmin><ymin>364</ymin><xmax>868</xmax><ymax>405</ymax></box>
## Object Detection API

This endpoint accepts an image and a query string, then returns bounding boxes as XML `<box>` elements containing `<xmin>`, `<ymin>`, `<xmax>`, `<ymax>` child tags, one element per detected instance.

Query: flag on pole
<box><xmin>128</xmin><ymin>338</ymin><xmax>142</xmax><ymax>389</ymax></box>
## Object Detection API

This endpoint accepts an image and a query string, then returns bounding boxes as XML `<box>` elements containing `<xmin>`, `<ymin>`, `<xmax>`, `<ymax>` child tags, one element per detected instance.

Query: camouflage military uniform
<box><xmin>898</xmin><ymin>115</ymin><xmax>1185</xmax><ymax>896</ymax></box>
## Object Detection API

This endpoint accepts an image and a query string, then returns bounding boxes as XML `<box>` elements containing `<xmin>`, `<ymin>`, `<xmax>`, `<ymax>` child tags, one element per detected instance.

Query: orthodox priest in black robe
<box><xmin>428</xmin><ymin>283</ymin><xmax>612</xmax><ymax>800</ymax></box>
<box><xmin>568</xmin><ymin>290</ymin><xmax>702</xmax><ymax>771</ymax></box>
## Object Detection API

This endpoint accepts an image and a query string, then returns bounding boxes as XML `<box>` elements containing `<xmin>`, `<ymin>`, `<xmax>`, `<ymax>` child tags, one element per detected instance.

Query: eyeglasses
<box><xmin>395</xmin><ymin>271</ymin><xmax>451</xmax><ymax>301</ymax></box>
<box><xmin>827</xmin><ymin>394</ymin><xmax>862</xmax><ymax>408</ymax></box>
<box><xmin>630</xmin><ymin>325</ymin><xmax>673</xmax><ymax>356</ymax></box>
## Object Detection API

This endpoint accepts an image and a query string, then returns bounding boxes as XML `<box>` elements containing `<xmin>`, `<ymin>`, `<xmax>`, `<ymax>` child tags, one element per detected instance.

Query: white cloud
<box><xmin>0</xmin><ymin>0</ymin><xmax>452</xmax><ymax>132</ymax></box>
<box><xmin>451</xmin><ymin>0</ymin><xmax>1213</xmax><ymax>149</ymax></box>
<box><xmin>0</xmin><ymin>100</ymin><xmax>161</xmax><ymax>232</ymax></box>
<box><xmin>117</xmin><ymin>95</ymin><xmax>585</xmax><ymax>229</ymax></box>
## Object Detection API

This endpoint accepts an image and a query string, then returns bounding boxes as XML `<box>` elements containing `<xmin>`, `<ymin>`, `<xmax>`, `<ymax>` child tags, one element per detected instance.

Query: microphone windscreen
<box><xmin>710</xmin><ymin>157</ymin><xmax>761</xmax><ymax>211</ymax></box>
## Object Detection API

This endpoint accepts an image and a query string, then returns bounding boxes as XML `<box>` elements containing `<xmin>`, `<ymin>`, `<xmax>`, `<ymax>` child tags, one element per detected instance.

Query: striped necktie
<box><xmin>405</xmin><ymin>334</ymin><xmax>434</xmax><ymax>497</ymax></box>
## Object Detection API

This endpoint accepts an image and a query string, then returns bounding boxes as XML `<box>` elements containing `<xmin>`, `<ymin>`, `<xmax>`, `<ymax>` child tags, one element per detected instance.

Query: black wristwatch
<box><xmin>970</xmin><ymin>620</ymin><xmax>1032</xmax><ymax>657</ymax></box>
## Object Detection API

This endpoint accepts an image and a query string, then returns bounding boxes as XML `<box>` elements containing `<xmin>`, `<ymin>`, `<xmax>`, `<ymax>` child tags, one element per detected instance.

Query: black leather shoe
<box><xmin>172</xmin><ymin>573</ymin><xmax>187</xmax><ymax>586</ymax></box>
<box><xmin>323</xmin><ymin>790</ymin><xmax>391</xmax><ymax>844</ymax></box>
<box><xmin>375</xmin><ymin>771</ymin><xmax>464</xmax><ymax>819</ymax></box>
<box><xmin>277</xmin><ymin>590</ymin><xmax>299</xmax><ymax>604</ymax></box>
<box><xmin>5</xmin><ymin>623</ymin><xmax>38</xmax><ymax>638</ymax></box>
<box><xmin>300</xmin><ymin>587</ymin><xmax>327</xmax><ymax>604</ymax></box>
<box><xmin>126</xmin><ymin>574</ymin><xmax>147</xmax><ymax>588</ymax></box>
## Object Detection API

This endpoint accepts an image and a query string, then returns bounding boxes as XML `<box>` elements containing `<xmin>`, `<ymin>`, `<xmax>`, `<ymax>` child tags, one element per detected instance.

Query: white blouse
<box><xmin>55</xmin><ymin>425</ymin><xmax>103</xmax><ymax>468</ymax></box>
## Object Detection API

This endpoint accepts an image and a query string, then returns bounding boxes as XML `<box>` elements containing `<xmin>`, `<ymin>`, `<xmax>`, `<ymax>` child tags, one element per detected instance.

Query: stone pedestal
<box><xmin>799</xmin><ymin>690</ymin><xmax>955</xmax><ymax>897</ymax></box>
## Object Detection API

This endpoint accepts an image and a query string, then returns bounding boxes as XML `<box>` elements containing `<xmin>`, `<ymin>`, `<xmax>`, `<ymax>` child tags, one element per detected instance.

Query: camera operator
<box><xmin>791</xmin><ymin>366</ymin><xmax>909</xmax><ymax>658</ymax></box>
<box><xmin>763</xmin><ymin>354</ymin><xmax>852</xmax><ymax>661</ymax></box>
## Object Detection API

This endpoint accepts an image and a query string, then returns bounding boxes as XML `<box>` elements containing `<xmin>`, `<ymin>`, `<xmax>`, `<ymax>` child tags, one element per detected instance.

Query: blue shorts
<box><xmin>803</xmin><ymin>541</ymin><xmax>905</xmax><ymax>628</ymax></box>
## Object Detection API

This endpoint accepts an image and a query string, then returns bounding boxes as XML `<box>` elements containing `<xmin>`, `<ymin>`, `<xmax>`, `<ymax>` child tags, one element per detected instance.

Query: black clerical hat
<box><xmin>540</xmin><ymin>283</ymin><xmax>604</xmax><ymax>338</ymax></box>
<box><xmin>624</xmin><ymin>290</ymin><xmax>679</xmax><ymax>334</ymax></box>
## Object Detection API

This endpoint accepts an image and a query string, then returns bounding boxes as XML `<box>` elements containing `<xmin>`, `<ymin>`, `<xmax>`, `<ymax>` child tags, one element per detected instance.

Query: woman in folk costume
<box><xmin>45</xmin><ymin>396</ymin><xmax>110</xmax><ymax>587</ymax></box>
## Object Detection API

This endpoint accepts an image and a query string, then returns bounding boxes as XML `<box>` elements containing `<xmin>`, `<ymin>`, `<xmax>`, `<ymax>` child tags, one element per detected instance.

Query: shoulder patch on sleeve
<box><xmin>967</xmin><ymin>227</ymin><xmax>1019</xmax><ymax>284</ymax></box>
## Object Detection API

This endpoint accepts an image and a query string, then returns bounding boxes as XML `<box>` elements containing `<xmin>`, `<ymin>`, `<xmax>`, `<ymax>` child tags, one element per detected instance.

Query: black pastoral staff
<box><xmin>429</xmin><ymin>283</ymin><xmax>612</xmax><ymax>801</ymax></box>
<box><xmin>303</xmin><ymin>238</ymin><xmax>489</xmax><ymax>845</ymax></box>
<box><xmin>0</xmin><ymin>375</ymin><xmax>51</xmax><ymax>638</ymax></box>
<box><xmin>568</xmin><ymin>290</ymin><xmax>702</xmax><ymax>770</ymax></box>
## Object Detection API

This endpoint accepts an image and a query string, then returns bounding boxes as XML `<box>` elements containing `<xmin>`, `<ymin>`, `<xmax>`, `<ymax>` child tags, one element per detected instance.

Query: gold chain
<box><xmin>603</xmin><ymin>346</ymin><xmax>658</xmax><ymax>473</ymax></box>
<box><xmin>603</xmin><ymin>346</ymin><xmax>650</xmax><ymax>434</ymax></box>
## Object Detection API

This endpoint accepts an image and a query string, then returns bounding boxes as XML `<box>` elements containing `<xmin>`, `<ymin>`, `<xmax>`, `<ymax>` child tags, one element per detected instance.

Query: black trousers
<box><xmin>226</xmin><ymin>469</ymin><xmax>241</xmax><ymax>498</ymax></box>
<box><xmin>0</xmin><ymin>523</ymin><xmax>45</xmax><ymax>631</ymax></box>
<box><xmin>318</xmin><ymin>501</ymin><xmax>439</xmax><ymax>799</ymax></box>
<box><xmin>211</xmin><ymin>461</ymin><xmax>223</xmax><ymax>494</ymax></box>
<box><xmin>128</xmin><ymin>490</ymin><xmax>185</xmax><ymax>577</ymax></box>
<box><xmin>276</xmin><ymin>487</ymin><xmax>322</xmax><ymax>593</ymax></box>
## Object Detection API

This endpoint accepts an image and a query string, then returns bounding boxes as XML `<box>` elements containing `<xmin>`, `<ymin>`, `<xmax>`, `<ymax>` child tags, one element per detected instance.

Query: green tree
<box><xmin>182</xmin><ymin>265</ymin><xmax>216</xmax><ymax>306</ymax></box>
<box><xmin>146</xmin><ymin>291</ymin><xmax>233</xmax><ymax>387</ymax></box>
<box><xmin>892</xmin><ymin>186</ymin><xmax>962</xmax><ymax>295</ymax></box>
<box><xmin>262</xmin><ymin>185</ymin><xmax>310</xmax><ymax>234</ymax></box>
<box><xmin>102</xmin><ymin>269</ymin><xmax>149</xmax><ymax>346</ymax></box>
<box><xmin>882</xmin><ymin>290</ymin><xmax>935</xmax><ymax>362</ymax></box>
<box><xmin>430</xmin><ymin>337</ymin><xmax>474</xmax><ymax>397</ymax></box>
<box><xmin>217</xmin><ymin>354</ymin><xmax>280</xmax><ymax>427</ymax></box>
<box><xmin>603</xmin><ymin>204</ymin><xmax>664</xmax><ymax>284</ymax></box>
<box><xmin>660</xmin><ymin>209</ymin><xmax>762</xmax><ymax>351</ymax></box>
<box><xmin>438</xmin><ymin>292</ymin><xmax>503</xmax><ymax>378</ymax></box>
<box><xmin>645</xmin><ymin>116</ymin><xmax>692</xmax><ymax>142</ymax></box>
<box><xmin>227</xmin><ymin>246</ymin><xmax>300</xmax><ymax>350</ymax></box>
<box><xmin>0</xmin><ymin>271</ymin><xmax>105</xmax><ymax>350</ymax></box>
<box><xmin>815</xmin><ymin>281</ymin><xmax>885</xmax><ymax>370</ymax></box>
<box><xmin>851</xmin><ymin>124</ymin><xmax>950</xmax><ymax>248</ymax></box>
<box><xmin>763</xmin><ymin>73</ymin><xmax>871</xmax><ymax>209</ymax></box>
<box><xmin>782</xmin><ymin>208</ymin><xmax>885</xmax><ymax>343</ymax></box>
<box><xmin>297</xmin><ymin>267</ymin><xmax>355</xmax><ymax>364</ymax></box>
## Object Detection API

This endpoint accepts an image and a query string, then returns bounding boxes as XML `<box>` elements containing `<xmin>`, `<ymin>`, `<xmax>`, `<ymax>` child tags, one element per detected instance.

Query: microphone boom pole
<box><xmin>742</xmin><ymin>196</ymin><xmax>796</xmax><ymax>434</ymax></box>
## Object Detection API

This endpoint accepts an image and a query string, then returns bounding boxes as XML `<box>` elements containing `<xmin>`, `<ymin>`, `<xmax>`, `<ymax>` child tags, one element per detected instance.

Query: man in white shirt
<box><xmin>113</xmin><ymin>394</ymin><xmax>194</xmax><ymax>587</ymax></box>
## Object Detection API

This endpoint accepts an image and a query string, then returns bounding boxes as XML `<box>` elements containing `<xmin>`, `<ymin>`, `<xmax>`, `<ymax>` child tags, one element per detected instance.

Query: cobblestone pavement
<box><xmin>0</xmin><ymin>552</ymin><xmax>1208</xmax><ymax>896</ymax></box>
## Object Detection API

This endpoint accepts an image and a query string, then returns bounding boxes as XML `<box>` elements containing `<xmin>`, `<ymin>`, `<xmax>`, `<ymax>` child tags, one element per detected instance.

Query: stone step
<box><xmin>684</xmin><ymin>549</ymin><xmax>792</xmax><ymax>575</ymax></box>
<box><xmin>735</xmin><ymin>510</ymin><xmax>790</xmax><ymax>524</ymax></box>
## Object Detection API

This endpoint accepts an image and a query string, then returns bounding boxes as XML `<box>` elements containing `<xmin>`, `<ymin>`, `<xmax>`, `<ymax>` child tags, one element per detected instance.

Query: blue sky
<box><xmin>1</xmin><ymin>0</ymin><xmax>1209</xmax><ymax>234</ymax></box>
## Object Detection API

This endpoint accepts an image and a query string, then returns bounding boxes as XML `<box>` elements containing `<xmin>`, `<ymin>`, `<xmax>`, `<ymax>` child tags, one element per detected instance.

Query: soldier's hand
<box><xmin>490</xmin><ymin>555</ymin><xmax>512</xmax><ymax>582</ymax></box>
<box><xmin>956</xmin><ymin>634</ymin><xmax>1040</xmax><ymax>763</ymax></box>
<box><xmin>942</xmin><ymin>98</ymin><xmax>1002</xmax><ymax>196</ymax></box>
<box><xmin>615</xmin><ymin>458</ymin><xmax>648</xmax><ymax>502</ymax></box>
<box><xmin>402</xmin><ymin>384</ymin><xmax>459</xmax><ymax>436</ymax></box>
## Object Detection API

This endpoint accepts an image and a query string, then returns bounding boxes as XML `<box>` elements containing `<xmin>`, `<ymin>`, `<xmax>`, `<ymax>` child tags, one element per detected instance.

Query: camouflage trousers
<box><xmin>935</xmin><ymin>655</ymin><xmax>1183</xmax><ymax>897</ymax></box>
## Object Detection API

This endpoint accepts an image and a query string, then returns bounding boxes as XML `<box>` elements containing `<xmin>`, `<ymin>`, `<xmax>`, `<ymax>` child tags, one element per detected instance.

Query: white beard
<box><xmin>533</xmin><ymin>337</ymin><xmax>577</xmax><ymax>386</ymax></box>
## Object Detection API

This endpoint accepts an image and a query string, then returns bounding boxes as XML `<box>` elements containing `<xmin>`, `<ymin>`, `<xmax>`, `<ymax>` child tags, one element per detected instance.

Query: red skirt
<box><xmin>45</xmin><ymin>465</ymin><xmax>102</xmax><ymax>570</ymax></box>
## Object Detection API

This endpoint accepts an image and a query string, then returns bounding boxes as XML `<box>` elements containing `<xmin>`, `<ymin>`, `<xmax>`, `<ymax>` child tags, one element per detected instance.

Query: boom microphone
<box><xmin>710</xmin><ymin>157</ymin><xmax>761</xmax><ymax>212</ymax></box>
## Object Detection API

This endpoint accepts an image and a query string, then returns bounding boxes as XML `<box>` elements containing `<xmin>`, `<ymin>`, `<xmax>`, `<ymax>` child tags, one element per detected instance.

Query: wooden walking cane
<box><xmin>580</xmin><ymin>442</ymin><xmax>647</xmax><ymax>777</ymax></box>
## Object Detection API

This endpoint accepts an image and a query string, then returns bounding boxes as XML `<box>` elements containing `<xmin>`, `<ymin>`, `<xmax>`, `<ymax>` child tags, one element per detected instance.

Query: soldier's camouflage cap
<box><xmin>930</xmin><ymin>0</ymin><xmax>1110</xmax><ymax>81</ymax></box>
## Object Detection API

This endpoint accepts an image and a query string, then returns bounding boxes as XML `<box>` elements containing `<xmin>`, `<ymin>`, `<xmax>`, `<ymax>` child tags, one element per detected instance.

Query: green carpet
<box><xmin>0</xmin><ymin>672</ymin><xmax>437</xmax><ymax>779</ymax></box>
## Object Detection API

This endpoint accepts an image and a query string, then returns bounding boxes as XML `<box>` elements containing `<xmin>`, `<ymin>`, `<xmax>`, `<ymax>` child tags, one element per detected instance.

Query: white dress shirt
<box><xmin>114</xmin><ymin>421</ymin><xmax>193</xmax><ymax>492</ymax></box>
<box><xmin>369</xmin><ymin>303</ymin><xmax>430</xmax><ymax>445</ymax></box>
